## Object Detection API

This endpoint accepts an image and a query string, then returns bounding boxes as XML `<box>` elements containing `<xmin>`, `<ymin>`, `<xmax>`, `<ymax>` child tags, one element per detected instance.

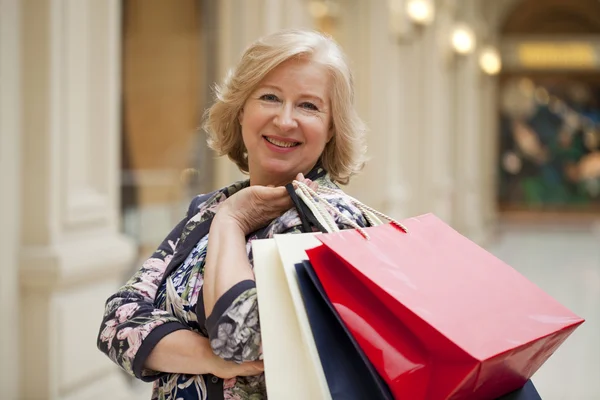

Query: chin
<box><xmin>260</xmin><ymin>161</ymin><xmax>297</xmax><ymax>181</ymax></box>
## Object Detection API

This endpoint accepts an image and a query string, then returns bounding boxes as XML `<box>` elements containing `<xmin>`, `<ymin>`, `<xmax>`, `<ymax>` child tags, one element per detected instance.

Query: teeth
<box><xmin>265</xmin><ymin>137</ymin><xmax>299</xmax><ymax>148</ymax></box>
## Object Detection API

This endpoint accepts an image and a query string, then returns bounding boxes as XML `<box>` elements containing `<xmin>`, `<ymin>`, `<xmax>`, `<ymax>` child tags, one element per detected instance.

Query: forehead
<box><xmin>259</xmin><ymin>58</ymin><xmax>331</xmax><ymax>99</ymax></box>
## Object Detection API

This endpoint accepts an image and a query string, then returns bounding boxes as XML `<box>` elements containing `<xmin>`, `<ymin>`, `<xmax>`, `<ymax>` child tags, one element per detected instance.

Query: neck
<box><xmin>249</xmin><ymin>173</ymin><xmax>295</xmax><ymax>187</ymax></box>
<box><xmin>248</xmin><ymin>162</ymin><xmax>322</xmax><ymax>187</ymax></box>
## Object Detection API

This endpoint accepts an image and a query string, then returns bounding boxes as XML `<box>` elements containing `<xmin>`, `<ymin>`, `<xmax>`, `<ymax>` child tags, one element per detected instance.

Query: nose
<box><xmin>273</xmin><ymin>103</ymin><xmax>298</xmax><ymax>131</ymax></box>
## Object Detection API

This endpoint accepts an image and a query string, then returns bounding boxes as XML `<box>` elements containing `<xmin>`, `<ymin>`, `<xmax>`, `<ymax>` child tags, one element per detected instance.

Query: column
<box><xmin>479</xmin><ymin>57</ymin><xmax>501</xmax><ymax>236</ymax></box>
<box><xmin>386</xmin><ymin>14</ymin><xmax>418</xmax><ymax>220</ymax></box>
<box><xmin>19</xmin><ymin>1</ymin><xmax>139</xmax><ymax>399</ymax></box>
<box><xmin>419</xmin><ymin>4</ymin><xmax>457</xmax><ymax>224</ymax></box>
<box><xmin>0</xmin><ymin>0</ymin><xmax>21</xmax><ymax>398</ymax></box>
<box><xmin>452</xmin><ymin>0</ymin><xmax>488</xmax><ymax>242</ymax></box>
<box><xmin>344</xmin><ymin>0</ymin><xmax>414</xmax><ymax>219</ymax></box>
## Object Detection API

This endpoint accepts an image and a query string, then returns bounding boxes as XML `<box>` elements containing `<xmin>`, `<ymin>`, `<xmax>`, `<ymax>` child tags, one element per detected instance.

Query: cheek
<box><xmin>240</xmin><ymin>126</ymin><xmax>254</xmax><ymax>151</ymax></box>
<box><xmin>304</xmin><ymin>119</ymin><xmax>331</xmax><ymax>146</ymax></box>
<box><xmin>241</xmin><ymin>115</ymin><xmax>260</xmax><ymax>141</ymax></box>
<box><xmin>243</xmin><ymin>107</ymin><xmax>275</xmax><ymax>133</ymax></box>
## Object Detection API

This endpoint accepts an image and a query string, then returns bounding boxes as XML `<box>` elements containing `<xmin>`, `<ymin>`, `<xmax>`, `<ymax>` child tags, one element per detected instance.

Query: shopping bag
<box><xmin>498</xmin><ymin>380</ymin><xmax>542</xmax><ymax>400</ymax></box>
<box><xmin>252</xmin><ymin>236</ymin><xmax>331</xmax><ymax>400</ymax></box>
<box><xmin>305</xmin><ymin>214</ymin><xmax>584</xmax><ymax>400</ymax></box>
<box><xmin>294</xmin><ymin>257</ymin><xmax>543</xmax><ymax>400</ymax></box>
<box><xmin>293</xmin><ymin>258</ymin><xmax>394</xmax><ymax>400</ymax></box>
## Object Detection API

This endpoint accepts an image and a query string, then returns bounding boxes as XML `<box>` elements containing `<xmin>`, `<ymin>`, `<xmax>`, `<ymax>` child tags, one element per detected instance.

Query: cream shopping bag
<box><xmin>252</xmin><ymin>233</ymin><xmax>331</xmax><ymax>400</ymax></box>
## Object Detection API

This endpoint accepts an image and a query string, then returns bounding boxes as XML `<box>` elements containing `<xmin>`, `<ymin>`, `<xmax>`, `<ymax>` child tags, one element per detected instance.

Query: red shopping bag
<box><xmin>305</xmin><ymin>213</ymin><xmax>584</xmax><ymax>400</ymax></box>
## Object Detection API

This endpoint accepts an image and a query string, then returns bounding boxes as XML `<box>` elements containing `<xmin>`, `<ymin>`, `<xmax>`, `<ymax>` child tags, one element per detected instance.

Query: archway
<box><xmin>496</xmin><ymin>0</ymin><xmax>600</xmax><ymax>218</ymax></box>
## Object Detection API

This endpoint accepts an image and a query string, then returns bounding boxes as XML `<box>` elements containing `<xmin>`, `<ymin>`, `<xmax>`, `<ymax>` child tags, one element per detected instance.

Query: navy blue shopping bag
<box><xmin>498</xmin><ymin>380</ymin><xmax>542</xmax><ymax>400</ymax></box>
<box><xmin>294</xmin><ymin>260</ymin><xmax>394</xmax><ymax>400</ymax></box>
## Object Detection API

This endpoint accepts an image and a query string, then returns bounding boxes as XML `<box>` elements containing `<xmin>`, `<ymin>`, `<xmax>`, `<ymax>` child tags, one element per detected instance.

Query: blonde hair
<box><xmin>203</xmin><ymin>29</ymin><xmax>367</xmax><ymax>185</ymax></box>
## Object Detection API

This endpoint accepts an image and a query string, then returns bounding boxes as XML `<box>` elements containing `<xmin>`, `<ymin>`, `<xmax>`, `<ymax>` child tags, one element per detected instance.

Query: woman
<box><xmin>97</xmin><ymin>28</ymin><xmax>370</xmax><ymax>400</ymax></box>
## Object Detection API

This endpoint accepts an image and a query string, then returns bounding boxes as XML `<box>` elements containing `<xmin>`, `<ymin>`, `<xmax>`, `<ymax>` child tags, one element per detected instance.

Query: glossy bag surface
<box><xmin>305</xmin><ymin>214</ymin><xmax>584</xmax><ymax>400</ymax></box>
<box><xmin>295</xmin><ymin>260</ymin><xmax>394</xmax><ymax>400</ymax></box>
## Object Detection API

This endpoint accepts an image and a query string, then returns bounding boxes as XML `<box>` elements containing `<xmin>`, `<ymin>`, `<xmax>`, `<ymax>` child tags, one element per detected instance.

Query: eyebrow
<box><xmin>257</xmin><ymin>84</ymin><xmax>327</xmax><ymax>105</ymax></box>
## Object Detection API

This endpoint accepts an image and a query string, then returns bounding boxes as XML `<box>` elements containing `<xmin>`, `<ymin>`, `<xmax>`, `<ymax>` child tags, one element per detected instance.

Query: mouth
<box><xmin>263</xmin><ymin>136</ymin><xmax>302</xmax><ymax>148</ymax></box>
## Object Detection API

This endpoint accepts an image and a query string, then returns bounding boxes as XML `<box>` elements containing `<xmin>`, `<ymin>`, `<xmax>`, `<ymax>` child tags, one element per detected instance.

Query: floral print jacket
<box><xmin>97</xmin><ymin>166</ymin><xmax>370</xmax><ymax>400</ymax></box>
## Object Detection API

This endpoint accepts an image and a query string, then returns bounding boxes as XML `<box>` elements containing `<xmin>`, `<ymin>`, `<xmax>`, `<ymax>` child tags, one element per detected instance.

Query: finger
<box><xmin>293</xmin><ymin>175</ymin><xmax>312</xmax><ymax>190</ymax></box>
<box><xmin>256</xmin><ymin>185</ymin><xmax>286</xmax><ymax>198</ymax></box>
<box><xmin>268</xmin><ymin>186</ymin><xmax>290</xmax><ymax>198</ymax></box>
<box><xmin>271</xmin><ymin>195</ymin><xmax>293</xmax><ymax>210</ymax></box>
<box><xmin>235</xmin><ymin>361</ymin><xmax>264</xmax><ymax>376</ymax></box>
<box><xmin>230</xmin><ymin>360</ymin><xmax>263</xmax><ymax>368</ymax></box>
<box><xmin>272</xmin><ymin>194</ymin><xmax>294</xmax><ymax>211</ymax></box>
<box><xmin>258</xmin><ymin>187</ymin><xmax>293</xmax><ymax>209</ymax></box>
<box><xmin>234</xmin><ymin>360</ymin><xmax>263</xmax><ymax>369</ymax></box>
<box><xmin>297</xmin><ymin>177</ymin><xmax>318</xmax><ymax>191</ymax></box>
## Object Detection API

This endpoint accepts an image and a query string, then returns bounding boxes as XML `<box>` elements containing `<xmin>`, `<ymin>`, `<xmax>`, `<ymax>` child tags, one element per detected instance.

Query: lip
<box><xmin>262</xmin><ymin>135</ymin><xmax>302</xmax><ymax>154</ymax></box>
<box><xmin>263</xmin><ymin>135</ymin><xmax>302</xmax><ymax>144</ymax></box>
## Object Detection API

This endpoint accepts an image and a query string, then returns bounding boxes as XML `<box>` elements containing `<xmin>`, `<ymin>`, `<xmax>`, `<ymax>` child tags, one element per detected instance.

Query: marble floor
<box><xmin>486</xmin><ymin>221</ymin><xmax>600</xmax><ymax>400</ymax></box>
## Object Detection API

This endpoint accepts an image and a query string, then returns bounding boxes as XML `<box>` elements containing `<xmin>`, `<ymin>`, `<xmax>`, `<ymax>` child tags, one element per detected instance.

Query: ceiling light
<box><xmin>479</xmin><ymin>46</ymin><xmax>502</xmax><ymax>75</ymax></box>
<box><xmin>452</xmin><ymin>24</ymin><xmax>476</xmax><ymax>55</ymax></box>
<box><xmin>406</xmin><ymin>0</ymin><xmax>435</xmax><ymax>25</ymax></box>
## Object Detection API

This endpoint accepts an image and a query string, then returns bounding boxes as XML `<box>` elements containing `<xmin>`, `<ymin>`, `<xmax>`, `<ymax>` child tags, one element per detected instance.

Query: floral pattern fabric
<box><xmin>97</xmin><ymin>169</ymin><xmax>370</xmax><ymax>400</ymax></box>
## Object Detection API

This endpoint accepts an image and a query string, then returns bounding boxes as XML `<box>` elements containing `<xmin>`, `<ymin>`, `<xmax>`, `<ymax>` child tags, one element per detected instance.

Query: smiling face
<box><xmin>239</xmin><ymin>57</ymin><xmax>333</xmax><ymax>187</ymax></box>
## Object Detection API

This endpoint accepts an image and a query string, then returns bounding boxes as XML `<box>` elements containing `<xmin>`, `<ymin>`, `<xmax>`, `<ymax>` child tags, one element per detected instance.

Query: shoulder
<box><xmin>184</xmin><ymin>179</ymin><xmax>250</xmax><ymax>219</ymax></box>
<box><xmin>186</xmin><ymin>190</ymin><xmax>219</xmax><ymax>218</ymax></box>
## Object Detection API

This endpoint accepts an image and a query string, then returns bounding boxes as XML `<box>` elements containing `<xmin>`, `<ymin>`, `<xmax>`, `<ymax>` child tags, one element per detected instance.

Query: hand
<box><xmin>217</xmin><ymin>173</ymin><xmax>317</xmax><ymax>235</ymax></box>
<box><xmin>209</xmin><ymin>356</ymin><xmax>264</xmax><ymax>379</ymax></box>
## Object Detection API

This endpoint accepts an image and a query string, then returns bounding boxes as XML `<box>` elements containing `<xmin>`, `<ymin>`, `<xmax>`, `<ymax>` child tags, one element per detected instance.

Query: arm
<box><xmin>202</xmin><ymin>213</ymin><xmax>262</xmax><ymax>363</ymax></box>
<box><xmin>202</xmin><ymin>185</ymin><xmax>296</xmax><ymax>363</ymax></box>
<box><xmin>97</xmin><ymin>198</ymin><xmax>198</xmax><ymax>380</ymax></box>
<box><xmin>144</xmin><ymin>329</ymin><xmax>264</xmax><ymax>379</ymax></box>
<box><xmin>143</xmin><ymin>329</ymin><xmax>213</xmax><ymax>375</ymax></box>
<box><xmin>203</xmin><ymin>215</ymin><xmax>254</xmax><ymax>318</ymax></box>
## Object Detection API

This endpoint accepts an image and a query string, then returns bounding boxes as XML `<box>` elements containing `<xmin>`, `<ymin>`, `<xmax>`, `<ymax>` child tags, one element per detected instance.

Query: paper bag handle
<box><xmin>292</xmin><ymin>180</ymin><xmax>408</xmax><ymax>240</ymax></box>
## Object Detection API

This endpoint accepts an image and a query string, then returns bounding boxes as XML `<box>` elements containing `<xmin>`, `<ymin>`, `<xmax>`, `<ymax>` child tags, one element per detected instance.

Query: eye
<box><xmin>300</xmin><ymin>102</ymin><xmax>319</xmax><ymax>111</ymax></box>
<box><xmin>259</xmin><ymin>93</ymin><xmax>279</xmax><ymax>102</ymax></box>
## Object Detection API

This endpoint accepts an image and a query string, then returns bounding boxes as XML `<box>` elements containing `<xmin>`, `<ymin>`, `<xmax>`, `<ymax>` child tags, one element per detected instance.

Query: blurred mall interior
<box><xmin>0</xmin><ymin>0</ymin><xmax>599</xmax><ymax>399</ymax></box>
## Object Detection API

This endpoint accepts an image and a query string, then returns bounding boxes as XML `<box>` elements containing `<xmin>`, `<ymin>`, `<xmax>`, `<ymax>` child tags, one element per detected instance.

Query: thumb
<box><xmin>256</xmin><ymin>185</ymin><xmax>288</xmax><ymax>200</ymax></box>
